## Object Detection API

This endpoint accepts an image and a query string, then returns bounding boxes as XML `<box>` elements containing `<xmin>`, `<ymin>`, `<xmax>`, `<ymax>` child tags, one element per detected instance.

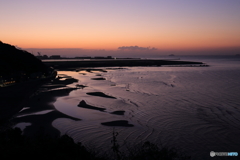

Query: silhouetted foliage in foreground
<box><xmin>123</xmin><ymin>142</ymin><xmax>191</xmax><ymax>160</ymax></box>
<box><xmin>0</xmin><ymin>127</ymin><xmax>191</xmax><ymax>160</ymax></box>
<box><xmin>110</xmin><ymin>129</ymin><xmax>191</xmax><ymax>160</ymax></box>
<box><xmin>0</xmin><ymin>128</ymin><xmax>101</xmax><ymax>160</ymax></box>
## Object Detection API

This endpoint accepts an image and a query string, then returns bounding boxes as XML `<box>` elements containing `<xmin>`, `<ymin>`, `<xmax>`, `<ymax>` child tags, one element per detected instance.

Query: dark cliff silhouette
<box><xmin>0</xmin><ymin>41</ymin><xmax>49</xmax><ymax>76</ymax></box>
<box><xmin>0</xmin><ymin>41</ymin><xmax>56</xmax><ymax>121</ymax></box>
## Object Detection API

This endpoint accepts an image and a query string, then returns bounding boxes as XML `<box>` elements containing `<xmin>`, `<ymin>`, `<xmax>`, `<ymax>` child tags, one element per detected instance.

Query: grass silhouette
<box><xmin>0</xmin><ymin>127</ymin><xmax>191</xmax><ymax>160</ymax></box>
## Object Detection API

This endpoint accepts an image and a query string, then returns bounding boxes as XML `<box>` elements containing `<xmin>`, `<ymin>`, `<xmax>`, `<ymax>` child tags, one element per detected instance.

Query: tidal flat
<box><xmin>8</xmin><ymin>56</ymin><xmax>240</xmax><ymax>160</ymax></box>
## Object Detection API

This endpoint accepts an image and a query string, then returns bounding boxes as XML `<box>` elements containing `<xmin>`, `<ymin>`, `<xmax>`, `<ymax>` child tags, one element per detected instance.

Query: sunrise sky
<box><xmin>1</xmin><ymin>0</ymin><xmax>240</xmax><ymax>57</ymax></box>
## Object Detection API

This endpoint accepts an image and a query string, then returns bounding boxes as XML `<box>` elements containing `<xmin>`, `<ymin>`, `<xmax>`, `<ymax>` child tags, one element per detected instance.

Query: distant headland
<box><xmin>36</xmin><ymin>53</ymin><xmax>115</xmax><ymax>60</ymax></box>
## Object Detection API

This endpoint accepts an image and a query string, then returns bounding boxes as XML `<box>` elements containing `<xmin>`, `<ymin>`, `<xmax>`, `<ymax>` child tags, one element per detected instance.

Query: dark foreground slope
<box><xmin>0</xmin><ymin>127</ymin><xmax>191</xmax><ymax>160</ymax></box>
<box><xmin>0</xmin><ymin>41</ymin><xmax>49</xmax><ymax>75</ymax></box>
<box><xmin>0</xmin><ymin>41</ymin><xmax>56</xmax><ymax>121</ymax></box>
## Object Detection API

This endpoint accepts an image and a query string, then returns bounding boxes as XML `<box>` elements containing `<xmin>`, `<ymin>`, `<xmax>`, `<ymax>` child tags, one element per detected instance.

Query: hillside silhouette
<box><xmin>0</xmin><ymin>41</ymin><xmax>49</xmax><ymax>76</ymax></box>
<box><xmin>0</xmin><ymin>41</ymin><xmax>56</xmax><ymax>121</ymax></box>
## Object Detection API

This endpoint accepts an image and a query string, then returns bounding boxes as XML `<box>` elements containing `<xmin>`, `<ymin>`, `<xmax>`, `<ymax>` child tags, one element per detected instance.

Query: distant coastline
<box><xmin>43</xmin><ymin>59</ymin><xmax>208</xmax><ymax>69</ymax></box>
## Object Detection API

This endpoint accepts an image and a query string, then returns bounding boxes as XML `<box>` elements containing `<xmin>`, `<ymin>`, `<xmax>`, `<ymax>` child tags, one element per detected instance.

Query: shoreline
<box><xmin>2</xmin><ymin>61</ymin><xmax>207</xmax><ymax>133</ymax></box>
<box><xmin>6</xmin><ymin>67</ymin><xmax>140</xmax><ymax>135</ymax></box>
<box><xmin>0</xmin><ymin>81</ymin><xmax>45</xmax><ymax>122</ymax></box>
<box><xmin>1</xmin><ymin>60</ymin><xmax>239</xmax><ymax>160</ymax></box>
<box><xmin>6</xmin><ymin>75</ymin><xmax>81</xmax><ymax>137</ymax></box>
<box><xmin>2</xmin><ymin>61</ymin><xmax>207</xmax><ymax>134</ymax></box>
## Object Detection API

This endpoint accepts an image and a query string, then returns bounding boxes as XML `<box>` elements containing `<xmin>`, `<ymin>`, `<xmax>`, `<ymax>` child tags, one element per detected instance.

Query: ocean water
<box><xmin>48</xmin><ymin>56</ymin><xmax>240</xmax><ymax>159</ymax></box>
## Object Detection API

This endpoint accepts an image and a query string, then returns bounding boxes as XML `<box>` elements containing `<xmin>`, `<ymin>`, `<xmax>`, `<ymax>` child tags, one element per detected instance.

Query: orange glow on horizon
<box><xmin>2</xmin><ymin>25</ymin><xmax>240</xmax><ymax>51</ymax></box>
<box><xmin>5</xmin><ymin>36</ymin><xmax>240</xmax><ymax>51</ymax></box>
<box><xmin>1</xmin><ymin>0</ymin><xmax>240</xmax><ymax>55</ymax></box>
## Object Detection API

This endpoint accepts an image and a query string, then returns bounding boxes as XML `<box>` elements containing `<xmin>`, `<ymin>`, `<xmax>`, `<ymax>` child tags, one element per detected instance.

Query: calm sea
<box><xmin>23</xmin><ymin>55</ymin><xmax>240</xmax><ymax>159</ymax></box>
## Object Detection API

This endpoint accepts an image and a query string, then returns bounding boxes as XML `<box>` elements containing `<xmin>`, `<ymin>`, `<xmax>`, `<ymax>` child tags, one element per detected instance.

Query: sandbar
<box><xmin>91</xmin><ymin>78</ymin><xmax>106</xmax><ymax>80</ymax></box>
<box><xmin>111</xmin><ymin>111</ymin><xmax>125</xmax><ymax>115</ymax></box>
<box><xmin>78</xmin><ymin>100</ymin><xmax>106</xmax><ymax>111</ymax></box>
<box><xmin>86</xmin><ymin>92</ymin><xmax>116</xmax><ymax>99</ymax></box>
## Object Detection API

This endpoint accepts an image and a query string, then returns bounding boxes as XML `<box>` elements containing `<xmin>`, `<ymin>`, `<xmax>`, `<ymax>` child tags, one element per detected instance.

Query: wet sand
<box><xmin>11</xmin><ymin>75</ymin><xmax>81</xmax><ymax>137</ymax></box>
<box><xmin>10</xmin><ymin>69</ymin><xmax>134</xmax><ymax>137</ymax></box>
<box><xmin>7</xmin><ymin>62</ymin><xmax>206</xmax><ymax>136</ymax></box>
<box><xmin>4</xmin><ymin>68</ymin><xmax>130</xmax><ymax>137</ymax></box>
<box><xmin>101</xmin><ymin>120</ymin><xmax>134</xmax><ymax>127</ymax></box>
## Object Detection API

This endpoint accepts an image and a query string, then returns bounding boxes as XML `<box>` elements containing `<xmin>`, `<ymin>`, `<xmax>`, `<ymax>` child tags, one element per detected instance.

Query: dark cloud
<box><xmin>118</xmin><ymin>46</ymin><xmax>157</xmax><ymax>51</ymax></box>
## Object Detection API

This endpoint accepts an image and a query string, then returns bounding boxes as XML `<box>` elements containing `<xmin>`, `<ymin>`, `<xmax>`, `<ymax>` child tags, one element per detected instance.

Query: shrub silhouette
<box><xmin>0</xmin><ymin>127</ymin><xmax>103</xmax><ymax>160</ymax></box>
<box><xmin>0</xmin><ymin>127</ymin><xmax>191</xmax><ymax>160</ymax></box>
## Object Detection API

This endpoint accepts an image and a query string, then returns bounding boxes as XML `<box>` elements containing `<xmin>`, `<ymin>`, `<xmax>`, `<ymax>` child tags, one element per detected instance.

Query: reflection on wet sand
<box><xmin>12</xmin><ymin>74</ymin><xmax>82</xmax><ymax>137</ymax></box>
<box><xmin>101</xmin><ymin>120</ymin><xmax>134</xmax><ymax>127</ymax></box>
